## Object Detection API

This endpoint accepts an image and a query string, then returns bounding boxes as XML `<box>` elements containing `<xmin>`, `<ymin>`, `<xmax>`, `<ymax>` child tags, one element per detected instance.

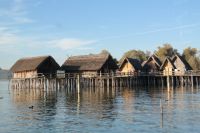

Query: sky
<box><xmin>0</xmin><ymin>0</ymin><xmax>200</xmax><ymax>69</ymax></box>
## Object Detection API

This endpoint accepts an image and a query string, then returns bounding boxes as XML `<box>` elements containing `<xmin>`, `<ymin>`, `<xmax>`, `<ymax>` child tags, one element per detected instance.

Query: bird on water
<box><xmin>28</xmin><ymin>106</ymin><xmax>34</xmax><ymax>109</ymax></box>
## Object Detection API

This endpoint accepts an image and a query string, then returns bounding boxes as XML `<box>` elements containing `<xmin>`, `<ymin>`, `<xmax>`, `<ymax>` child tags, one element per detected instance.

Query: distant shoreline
<box><xmin>0</xmin><ymin>79</ymin><xmax>9</xmax><ymax>81</ymax></box>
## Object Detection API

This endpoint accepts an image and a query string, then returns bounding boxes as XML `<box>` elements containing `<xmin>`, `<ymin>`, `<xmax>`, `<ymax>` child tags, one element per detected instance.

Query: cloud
<box><xmin>49</xmin><ymin>38</ymin><xmax>97</xmax><ymax>50</ymax></box>
<box><xmin>0</xmin><ymin>33</ymin><xmax>20</xmax><ymax>45</ymax></box>
<box><xmin>100</xmin><ymin>23</ymin><xmax>200</xmax><ymax>41</ymax></box>
<box><xmin>135</xmin><ymin>23</ymin><xmax>200</xmax><ymax>35</ymax></box>
<box><xmin>0</xmin><ymin>26</ymin><xmax>21</xmax><ymax>45</ymax></box>
<box><xmin>0</xmin><ymin>0</ymin><xmax>33</xmax><ymax>24</ymax></box>
<box><xmin>0</xmin><ymin>0</ymin><xmax>34</xmax><ymax>46</ymax></box>
<box><xmin>172</xmin><ymin>0</ymin><xmax>189</xmax><ymax>6</ymax></box>
<box><xmin>77</xmin><ymin>47</ymin><xmax>93</xmax><ymax>50</ymax></box>
<box><xmin>0</xmin><ymin>25</ymin><xmax>97</xmax><ymax>52</ymax></box>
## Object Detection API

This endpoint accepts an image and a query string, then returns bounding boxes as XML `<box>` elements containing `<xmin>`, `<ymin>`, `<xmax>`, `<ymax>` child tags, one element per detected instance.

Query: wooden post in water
<box><xmin>77</xmin><ymin>74</ymin><xmax>80</xmax><ymax>93</ymax></box>
<box><xmin>160</xmin><ymin>99</ymin><xmax>163</xmax><ymax>114</ymax></box>
<box><xmin>167</xmin><ymin>76</ymin><xmax>170</xmax><ymax>92</ymax></box>
<box><xmin>181</xmin><ymin>76</ymin><xmax>184</xmax><ymax>87</ymax></box>
<box><xmin>160</xmin><ymin>99</ymin><xmax>164</xmax><ymax>128</ymax></box>
<box><xmin>43</xmin><ymin>77</ymin><xmax>46</xmax><ymax>91</ymax></box>
<box><xmin>191</xmin><ymin>75</ymin><xmax>194</xmax><ymax>89</ymax></box>
<box><xmin>161</xmin><ymin>77</ymin><xmax>164</xmax><ymax>88</ymax></box>
<box><xmin>107</xmin><ymin>73</ymin><xmax>109</xmax><ymax>89</ymax></box>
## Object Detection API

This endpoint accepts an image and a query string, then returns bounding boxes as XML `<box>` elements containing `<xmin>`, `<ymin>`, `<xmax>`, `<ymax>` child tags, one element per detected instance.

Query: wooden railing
<box><xmin>77</xmin><ymin>70</ymin><xmax>200</xmax><ymax>78</ymax></box>
<box><xmin>11</xmin><ymin>70</ymin><xmax>200</xmax><ymax>80</ymax></box>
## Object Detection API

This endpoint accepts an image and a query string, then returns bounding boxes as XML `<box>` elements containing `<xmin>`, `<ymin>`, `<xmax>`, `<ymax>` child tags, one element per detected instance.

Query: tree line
<box><xmin>118</xmin><ymin>44</ymin><xmax>200</xmax><ymax>70</ymax></box>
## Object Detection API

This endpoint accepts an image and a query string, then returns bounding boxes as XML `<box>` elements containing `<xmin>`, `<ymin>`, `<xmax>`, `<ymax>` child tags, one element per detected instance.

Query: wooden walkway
<box><xmin>10</xmin><ymin>71</ymin><xmax>200</xmax><ymax>91</ymax></box>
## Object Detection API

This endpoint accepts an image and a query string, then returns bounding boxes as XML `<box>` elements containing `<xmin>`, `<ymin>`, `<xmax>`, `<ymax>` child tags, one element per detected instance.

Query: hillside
<box><xmin>0</xmin><ymin>69</ymin><xmax>11</xmax><ymax>79</ymax></box>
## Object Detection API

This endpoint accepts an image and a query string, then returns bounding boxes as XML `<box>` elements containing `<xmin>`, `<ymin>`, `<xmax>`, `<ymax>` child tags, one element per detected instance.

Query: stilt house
<box><xmin>142</xmin><ymin>54</ymin><xmax>162</xmax><ymax>74</ymax></box>
<box><xmin>172</xmin><ymin>54</ymin><xmax>192</xmax><ymax>75</ymax></box>
<box><xmin>119</xmin><ymin>58</ymin><xmax>141</xmax><ymax>75</ymax></box>
<box><xmin>160</xmin><ymin>57</ymin><xmax>176</xmax><ymax>76</ymax></box>
<box><xmin>10</xmin><ymin>56</ymin><xmax>60</xmax><ymax>78</ymax></box>
<box><xmin>61</xmin><ymin>52</ymin><xmax>118</xmax><ymax>77</ymax></box>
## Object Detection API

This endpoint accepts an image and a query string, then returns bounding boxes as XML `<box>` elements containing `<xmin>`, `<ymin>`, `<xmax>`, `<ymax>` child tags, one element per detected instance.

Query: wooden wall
<box><xmin>173</xmin><ymin>57</ymin><xmax>185</xmax><ymax>71</ymax></box>
<box><xmin>37</xmin><ymin>57</ymin><xmax>60</xmax><ymax>77</ymax></box>
<box><xmin>13</xmin><ymin>70</ymin><xmax>37</xmax><ymax>79</ymax></box>
<box><xmin>163</xmin><ymin>61</ymin><xmax>174</xmax><ymax>76</ymax></box>
<box><xmin>173</xmin><ymin>57</ymin><xmax>186</xmax><ymax>75</ymax></box>
<box><xmin>145</xmin><ymin>60</ymin><xmax>160</xmax><ymax>72</ymax></box>
<box><xmin>82</xmin><ymin>71</ymin><xmax>98</xmax><ymax>77</ymax></box>
<box><xmin>120</xmin><ymin>62</ymin><xmax>135</xmax><ymax>73</ymax></box>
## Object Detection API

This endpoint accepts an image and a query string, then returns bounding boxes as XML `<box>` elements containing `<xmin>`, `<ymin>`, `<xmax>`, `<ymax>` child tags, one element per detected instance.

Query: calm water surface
<box><xmin>1</xmin><ymin>80</ymin><xmax>200</xmax><ymax>133</ymax></box>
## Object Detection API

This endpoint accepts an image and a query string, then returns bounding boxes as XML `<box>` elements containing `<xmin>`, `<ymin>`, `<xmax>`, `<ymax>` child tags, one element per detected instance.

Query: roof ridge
<box><xmin>19</xmin><ymin>55</ymin><xmax>50</xmax><ymax>60</ymax></box>
<box><xmin>152</xmin><ymin>53</ymin><xmax>159</xmax><ymax>58</ymax></box>
<box><xmin>144</xmin><ymin>54</ymin><xmax>161</xmax><ymax>67</ymax></box>
<box><xmin>172</xmin><ymin>54</ymin><xmax>192</xmax><ymax>70</ymax></box>
<box><xmin>160</xmin><ymin>57</ymin><xmax>176</xmax><ymax>70</ymax></box>
<box><xmin>68</xmin><ymin>53</ymin><xmax>109</xmax><ymax>60</ymax></box>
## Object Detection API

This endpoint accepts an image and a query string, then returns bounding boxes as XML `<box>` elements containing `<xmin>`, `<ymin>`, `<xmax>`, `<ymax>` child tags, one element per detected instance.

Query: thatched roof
<box><xmin>172</xmin><ymin>54</ymin><xmax>192</xmax><ymax>70</ymax></box>
<box><xmin>151</xmin><ymin>54</ymin><xmax>162</xmax><ymax>66</ymax></box>
<box><xmin>160</xmin><ymin>57</ymin><xmax>176</xmax><ymax>70</ymax></box>
<box><xmin>10</xmin><ymin>56</ymin><xmax>59</xmax><ymax>72</ymax></box>
<box><xmin>61</xmin><ymin>53</ymin><xmax>118</xmax><ymax>72</ymax></box>
<box><xmin>142</xmin><ymin>54</ymin><xmax>162</xmax><ymax>69</ymax></box>
<box><xmin>119</xmin><ymin>58</ymin><xmax>142</xmax><ymax>71</ymax></box>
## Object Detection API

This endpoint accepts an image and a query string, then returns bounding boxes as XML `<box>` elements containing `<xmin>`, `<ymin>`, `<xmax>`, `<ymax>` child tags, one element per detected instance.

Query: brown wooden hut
<box><xmin>61</xmin><ymin>52</ymin><xmax>118</xmax><ymax>77</ymax></box>
<box><xmin>171</xmin><ymin>54</ymin><xmax>192</xmax><ymax>75</ymax></box>
<box><xmin>142</xmin><ymin>54</ymin><xmax>162</xmax><ymax>73</ymax></box>
<box><xmin>10</xmin><ymin>56</ymin><xmax>60</xmax><ymax>79</ymax></box>
<box><xmin>160</xmin><ymin>57</ymin><xmax>176</xmax><ymax>76</ymax></box>
<box><xmin>119</xmin><ymin>58</ymin><xmax>141</xmax><ymax>75</ymax></box>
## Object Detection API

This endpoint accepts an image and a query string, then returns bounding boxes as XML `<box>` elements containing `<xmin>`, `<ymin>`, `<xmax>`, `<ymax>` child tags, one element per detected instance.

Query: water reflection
<box><xmin>66</xmin><ymin>88</ymin><xmax>118</xmax><ymax>121</ymax></box>
<box><xmin>0</xmin><ymin>82</ymin><xmax>199</xmax><ymax>132</ymax></box>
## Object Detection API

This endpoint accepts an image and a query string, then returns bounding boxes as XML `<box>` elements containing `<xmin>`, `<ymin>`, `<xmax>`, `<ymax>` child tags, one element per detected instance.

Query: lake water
<box><xmin>1</xmin><ymin>80</ymin><xmax>200</xmax><ymax>133</ymax></box>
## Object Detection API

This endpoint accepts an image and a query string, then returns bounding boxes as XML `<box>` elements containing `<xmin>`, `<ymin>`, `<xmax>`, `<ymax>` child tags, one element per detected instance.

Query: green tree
<box><xmin>182</xmin><ymin>47</ymin><xmax>200</xmax><ymax>70</ymax></box>
<box><xmin>155</xmin><ymin>44</ymin><xmax>178</xmax><ymax>62</ymax></box>
<box><xmin>119</xmin><ymin>49</ymin><xmax>147</xmax><ymax>63</ymax></box>
<box><xmin>188</xmin><ymin>56</ymin><xmax>200</xmax><ymax>70</ymax></box>
<box><xmin>182</xmin><ymin>47</ymin><xmax>198</xmax><ymax>61</ymax></box>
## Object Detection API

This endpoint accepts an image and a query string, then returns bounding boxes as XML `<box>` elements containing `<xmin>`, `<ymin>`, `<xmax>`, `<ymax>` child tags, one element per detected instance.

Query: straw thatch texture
<box><xmin>61</xmin><ymin>53</ymin><xmax>118</xmax><ymax>73</ymax></box>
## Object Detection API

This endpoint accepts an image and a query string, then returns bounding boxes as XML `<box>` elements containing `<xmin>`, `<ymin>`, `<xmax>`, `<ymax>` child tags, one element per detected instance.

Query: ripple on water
<box><xmin>1</xmin><ymin>80</ymin><xmax>200</xmax><ymax>132</ymax></box>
